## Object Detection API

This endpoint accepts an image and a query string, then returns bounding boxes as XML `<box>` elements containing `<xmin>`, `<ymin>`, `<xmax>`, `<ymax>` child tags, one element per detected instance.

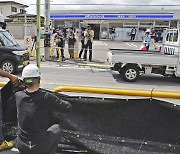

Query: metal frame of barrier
<box><xmin>53</xmin><ymin>86</ymin><xmax>180</xmax><ymax>99</ymax></box>
<box><xmin>0</xmin><ymin>82</ymin><xmax>179</xmax><ymax>99</ymax></box>
<box><xmin>0</xmin><ymin>82</ymin><xmax>6</xmax><ymax>87</ymax></box>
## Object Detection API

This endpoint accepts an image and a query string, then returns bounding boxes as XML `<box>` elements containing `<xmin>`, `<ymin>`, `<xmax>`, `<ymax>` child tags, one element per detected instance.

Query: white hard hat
<box><xmin>146</xmin><ymin>29</ymin><xmax>151</xmax><ymax>33</ymax></box>
<box><xmin>0</xmin><ymin>13</ymin><xmax>5</xmax><ymax>23</ymax></box>
<box><xmin>22</xmin><ymin>64</ymin><xmax>41</xmax><ymax>79</ymax></box>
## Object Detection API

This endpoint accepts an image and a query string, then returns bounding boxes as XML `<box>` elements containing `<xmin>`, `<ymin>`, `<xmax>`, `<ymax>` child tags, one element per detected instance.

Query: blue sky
<box><xmin>0</xmin><ymin>0</ymin><xmax>180</xmax><ymax>14</ymax></box>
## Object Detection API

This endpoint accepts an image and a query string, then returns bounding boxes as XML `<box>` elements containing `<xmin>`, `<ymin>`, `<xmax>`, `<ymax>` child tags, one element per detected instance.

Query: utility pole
<box><xmin>44</xmin><ymin>0</ymin><xmax>50</xmax><ymax>60</ymax></box>
<box><xmin>36</xmin><ymin>0</ymin><xmax>41</xmax><ymax>68</ymax></box>
<box><xmin>24</xmin><ymin>11</ymin><xmax>27</xmax><ymax>38</ymax></box>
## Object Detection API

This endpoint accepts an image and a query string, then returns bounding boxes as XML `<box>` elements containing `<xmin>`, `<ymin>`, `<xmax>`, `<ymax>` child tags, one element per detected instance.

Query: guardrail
<box><xmin>0</xmin><ymin>82</ymin><xmax>6</xmax><ymax>87</ymax></box>
<box><xmin>53</xmin><ymin>86</ymin><xmax>180</xmax><ymax>99</ymax></box>
<box><xmin>0</xmin><ymin>82</ymin><xmax>180</xmax><ymax>99</ymax></box>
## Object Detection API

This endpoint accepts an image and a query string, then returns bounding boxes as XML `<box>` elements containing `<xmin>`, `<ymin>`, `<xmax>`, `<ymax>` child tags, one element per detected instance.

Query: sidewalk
<box><xmin>17</xmin><ymin>39</ymin><xmax>109</xmax><ymax>68</ymax></box>
<box><xmin>30</xmin><ymin>57</ymin><xmax>110</xmax><ymax>70</ymax></box>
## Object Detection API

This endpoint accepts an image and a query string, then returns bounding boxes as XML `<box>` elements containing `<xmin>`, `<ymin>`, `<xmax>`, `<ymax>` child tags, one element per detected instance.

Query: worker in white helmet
<box><xmin>7</xmin><ymin>64</ymin><xmax>72</xmax><ymax>154</ymax></box>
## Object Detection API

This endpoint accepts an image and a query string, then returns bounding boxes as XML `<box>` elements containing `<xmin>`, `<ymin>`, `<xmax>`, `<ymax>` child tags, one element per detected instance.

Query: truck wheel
<box><xmin>1</xmin><ymin>60</ymin><xmax>16</xmax><ymax>74</ymax></box>
<box><xmin>121</xmin><ymin>65</ymin><xmax>139</xmax><ymax>82</ymax></box>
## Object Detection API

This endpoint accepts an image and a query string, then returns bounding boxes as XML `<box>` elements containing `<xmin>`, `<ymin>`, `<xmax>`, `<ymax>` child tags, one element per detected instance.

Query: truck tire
<box><xmin>121</xmin><ymin>65</ymin><xmax>139</xmax><ymax>82</ymax></box>
<box><xmin>1</xmin><ymin>60</ymin><xmax>16</xmax><ymax>74</ymax></box>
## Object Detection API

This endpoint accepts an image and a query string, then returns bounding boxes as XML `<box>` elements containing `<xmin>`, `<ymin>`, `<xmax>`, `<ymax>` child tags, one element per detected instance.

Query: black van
<box><xmin>0</xmin><ymin>28</ymin><xmax>29</xmax><ymax>74</ymax></box>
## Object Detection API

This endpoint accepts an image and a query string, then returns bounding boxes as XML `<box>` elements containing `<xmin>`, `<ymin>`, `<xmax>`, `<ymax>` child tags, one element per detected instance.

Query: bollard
<box><xmin>32</xmin><ymin>47</ymin><xmax>36</xmax><ymax>60</ymax></box>
<box><xmin>29</xmin><ymin>37</ymin><xmax>36</xmax><ymax>60</ymax></box>
<box><xmin>49</xmin><ymin>36</ymin><xmax>55</xmax><ymax>58</ymax></box>
<box><xmin>50</xmin><ymin>46</ymin><xmax>54</xmax><ymax>57</ymax></box>
<box><xmin>74</xmin><ymin>40</ymin><xmax>79</xmax><ymax>59</ymax></box>
<box><xmin>57</xmin><ymin>47</ymin><xmax>61</xmax><ymax>61</ymax></box>
<box><xmin>44</xmin><ymin>34</ymin><xmax>51</xmax><ymax>61</ymax></box>
<box><xmin>28</xmin><ymin>37</ymin><xmax>33</xmax><ymax>57</ymax></box>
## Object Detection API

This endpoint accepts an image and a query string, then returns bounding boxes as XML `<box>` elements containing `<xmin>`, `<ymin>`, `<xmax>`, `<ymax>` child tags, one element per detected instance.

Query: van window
<box><xmin>166</xmin><ymin>33</ymin><xmax>169</xmax><ymax>41</ymax></box>
<box><xmin>165</xmin><ymin>30</ymin><xmax>179</xmax><ymax>42</ymax></box>
<box><xmin>169</xmin><ymin>32</ymin><xmax>173</xmax><ymax>42</ymax></box>
<box><xmin>173</xmin><ymin>30</ymin><xmax>178</xmax><ymax>42</ymax></box>
<box><xmin>0</xmin><ymin>31</ymin><xmax>18</xmax><ymax>47</ymax></box>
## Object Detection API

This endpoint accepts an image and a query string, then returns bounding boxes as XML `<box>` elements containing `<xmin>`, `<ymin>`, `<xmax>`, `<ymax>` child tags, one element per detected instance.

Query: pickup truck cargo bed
<box><xmin>108</xmin><ymin>49</ymin><xmax>178</xmax><ymax>66</ymax></box>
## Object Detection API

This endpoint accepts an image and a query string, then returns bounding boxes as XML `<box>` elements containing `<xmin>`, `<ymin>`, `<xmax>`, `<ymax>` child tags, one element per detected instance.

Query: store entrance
<box><xmin>89</xmin><ymin>24</ymin><xmax>100</xmax><ymax>40</ymax></box>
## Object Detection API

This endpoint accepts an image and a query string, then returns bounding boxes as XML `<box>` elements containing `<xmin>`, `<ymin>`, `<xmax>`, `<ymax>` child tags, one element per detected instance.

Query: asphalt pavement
<box><xmin>1</xmin><ymin>39</ymin><xmax>180</xmax><ymax>154</ymax></box>
<box><xmin>1</xmin><ymin>39</ymin><xmax>178</xmax><ymax>154</ymax></box>
<box><xmin>1</xmin><ymin>39</ymin><xmax>179</xmax><ymax>104</ymax></box>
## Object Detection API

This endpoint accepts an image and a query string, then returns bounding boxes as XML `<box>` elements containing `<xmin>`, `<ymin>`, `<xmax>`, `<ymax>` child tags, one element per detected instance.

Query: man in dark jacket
<box><xmin>79</xmin><ymin>27</ymin><xmax>85</xmax><ymax>59</ymax></box>
<box><xmin>56</xmin><ymin>33</ymin><xmax>65</xmax><ymax>61</ymax></box>
<box><xmin>67</xmin><ymin>27</ymin><xmax>76</xmax><ymax>59</ymax></box>
<box><xmin>7</xmin><ymin>64</ymin><xmax>72</xmax><ymax>154</ymax></box>
<box><xmin>84</xmin><ymin>25</ymin><xmax>94</xmax><ymax>62</ymax></box>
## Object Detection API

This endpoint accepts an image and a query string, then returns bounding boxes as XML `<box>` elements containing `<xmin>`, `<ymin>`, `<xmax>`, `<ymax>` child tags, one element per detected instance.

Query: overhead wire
<box><xmin>27</xmin><ymin>4</ymin><xmax>180</xmax><ymax>6</ymax></box>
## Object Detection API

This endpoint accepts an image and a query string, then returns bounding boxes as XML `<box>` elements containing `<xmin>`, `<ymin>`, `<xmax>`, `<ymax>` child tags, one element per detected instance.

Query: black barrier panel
<box><xmin>53</xmin><ymin>96</ymin><xmax>180</xmax><ymax>145</ymax></box>
<box><xmin>52</xmin><ymin>96</ymin><xmax>180</xmax><ymax>153</ymax></box>
<box><xmin>1</xmin><ymin>82</ymin><xmax>180</xmax><ymax>153</ymax></box>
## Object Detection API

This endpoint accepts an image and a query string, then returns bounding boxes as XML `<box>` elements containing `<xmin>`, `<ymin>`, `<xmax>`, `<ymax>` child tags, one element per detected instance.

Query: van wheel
<box><xmin>1</xmin><ymin>60</ymin><xmax>16</xmax><ymax>74</ymax></box>
<box><xmin>121</xmin><ymin>65</ymin><xmax>139</xmax><ymax>82</ymax></box>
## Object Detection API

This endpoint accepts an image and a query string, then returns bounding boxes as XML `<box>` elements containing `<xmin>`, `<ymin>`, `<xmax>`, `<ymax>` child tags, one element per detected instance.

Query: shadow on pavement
<box><xmin>111</xmin><ymin>71</ymin><xmax>180</xmax><ymax>86</ymax></box>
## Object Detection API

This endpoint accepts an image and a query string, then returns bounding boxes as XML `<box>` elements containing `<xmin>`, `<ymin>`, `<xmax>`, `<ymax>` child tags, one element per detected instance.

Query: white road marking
<box><xmin>93</xmin><ymin>41</ymin><xmax>105</xmax><ymax>45</ymax></box>
<box><xmin>104</xmin><ymin>42</ymin><xmax>108</xmax><ymax>46</ymax></box>
<box><xmin>131</xmin><ymin>44</ymin><xmax>138</xmax><ymax>48</ymax></box>
<box><xmin>125</xmin><ymin>42</ymin><xmax>138</xmax><ymax>48</ymax></box>
<box><xmin>125</xmin><ymin>43</ymin><xmax>133</xmax><ymax>47</ymax></box>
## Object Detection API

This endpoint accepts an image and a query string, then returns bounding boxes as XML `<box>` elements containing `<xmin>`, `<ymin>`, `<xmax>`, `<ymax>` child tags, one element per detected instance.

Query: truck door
<box><xmin>175</xmin><ymin>30</ymin><xmax>180</xmax><ymax>77</ymax></box>
<box><xmin>176</xmin><ymin>55</ymin><xmax>180</xmax><ymax>77</ymax></box>
<box><xmin>162</xmin><ymin>29</ymin><xmax>179</xmax><ymax>55</ymax></box>
<box><xmin>174</xmin><ymin>29</ymin><xmax>180</xmax><ymax>77</ymax></box>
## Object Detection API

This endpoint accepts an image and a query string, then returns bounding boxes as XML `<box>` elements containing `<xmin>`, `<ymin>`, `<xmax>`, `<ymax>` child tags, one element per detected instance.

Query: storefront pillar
<box><xmin>169</xmin><ymin>21</ymin><xmax>171</xmax><ymax>28</ymax></box>
<box><xmin>177</xmin><ymin>21</ymin><xmax>180</xmax><ymax>28</ymax></box>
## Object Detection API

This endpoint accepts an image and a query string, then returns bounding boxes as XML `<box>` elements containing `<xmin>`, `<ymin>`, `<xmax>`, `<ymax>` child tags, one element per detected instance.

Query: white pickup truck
<box><xmin>107</xmin><ymin>29</ymin><xmax>180</xmax><ymax>82</ymax></box>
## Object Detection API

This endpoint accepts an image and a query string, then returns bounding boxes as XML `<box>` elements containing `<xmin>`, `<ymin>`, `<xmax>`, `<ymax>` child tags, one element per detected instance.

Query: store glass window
<box><xmin>124</xmin><ymin>22</ymin><xmax>138</xmax><ymax>26</ymax></box>
<box><xmin>170</xmin><ymin>21</ymin><xmax>177</xmax><ymax>28</ymax></box>
<box><xmin>140</xmin><ymin>21</ymin><xmax>153</xmax><ymax>26</ymax></box>
<box><xmin>155</xmin><ymin>21</ymin><xmax>169</xmax><ymax>27</ymax></box>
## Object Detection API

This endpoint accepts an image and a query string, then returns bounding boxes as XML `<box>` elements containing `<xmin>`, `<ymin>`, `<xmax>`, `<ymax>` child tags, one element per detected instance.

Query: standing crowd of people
<box><xmin>141</xmin><ymin>28</ymin><xmax>164</xmax><ymax>51</ymax></box>
<box><xmin>52</xmin><ymin>25</ymin><xmax>94</xmax><ymax>62</ymax></box>
<box><xmin>128</xmin><ymin>27</ymin><xmax>163</xmax><ymax>51</ymax></box>
<box><xmin>30</xmin><ymin>25</ymin><xmax>164</xmax><ymax>61</ymax></box>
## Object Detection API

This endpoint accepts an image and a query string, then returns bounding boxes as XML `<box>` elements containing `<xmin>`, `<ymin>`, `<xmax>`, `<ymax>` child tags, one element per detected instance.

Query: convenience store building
<box><xmin>50</xmin><ymin>10</ymin><xmax>180</xmax><ymax>41</ymax></box>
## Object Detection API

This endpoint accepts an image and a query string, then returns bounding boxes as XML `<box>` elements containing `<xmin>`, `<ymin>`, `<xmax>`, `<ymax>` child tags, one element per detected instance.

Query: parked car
<box><xmin>0</xmin><ymin>28</ymin><xmax>29</xmax><ymax>74</ymax></box>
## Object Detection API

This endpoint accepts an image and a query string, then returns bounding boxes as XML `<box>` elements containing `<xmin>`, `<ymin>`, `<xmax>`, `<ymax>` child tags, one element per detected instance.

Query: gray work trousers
<box><xmin>16</xmin><ymin>124</ymin><xmax>62</xmax><ymax>154</ymax></box>
<box><xmin>0</xmin><ymin>91</ymin><xmax>4</xmax><ymax>143</ymax></box>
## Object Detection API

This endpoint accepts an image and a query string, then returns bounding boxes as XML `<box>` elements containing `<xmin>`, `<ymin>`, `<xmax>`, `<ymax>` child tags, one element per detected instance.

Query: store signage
<box><xmin>85</xmin><ymin>14</ymin><xmax>104</xmax><ymax>18</ymax></box>
<box><xmin>50</xmin><ymin>14</ymin><xmax>174</xmax><ymax>19</ymax></box>
<box><xmin>83</xmin><ymin>20</ymin><xmax>105</xmax><ymax>24</ymax></box>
